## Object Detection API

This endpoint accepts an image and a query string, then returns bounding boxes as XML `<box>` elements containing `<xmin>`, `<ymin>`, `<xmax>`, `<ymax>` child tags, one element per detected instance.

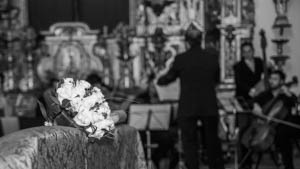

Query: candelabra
<box><xmin>272</xmin><ymin>0</ymin><xmax>291</xmax><ymax>35</ymax></box>
<box><xmin>271</xmin><ymin>0</ymin><xmax>291</xmax><ymax>70</ymax></box>
<box><xmin>271</xmin><ymin>39</ymin><xmax>289</xmax><ymax>70</ymax></box>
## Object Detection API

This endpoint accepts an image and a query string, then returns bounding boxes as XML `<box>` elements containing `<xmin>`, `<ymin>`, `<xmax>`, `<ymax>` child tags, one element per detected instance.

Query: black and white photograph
<box><xmin>0</xmin><ymin>0</ymin><xmax>300</xmax><ymax>169</ymax></box>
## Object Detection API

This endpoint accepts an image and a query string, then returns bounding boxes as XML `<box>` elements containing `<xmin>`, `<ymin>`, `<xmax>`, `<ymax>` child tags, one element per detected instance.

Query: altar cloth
<box><xmin>0</xmin><ymin>125</ymin><xmax>146</xmax><ymax>169</ymax></box>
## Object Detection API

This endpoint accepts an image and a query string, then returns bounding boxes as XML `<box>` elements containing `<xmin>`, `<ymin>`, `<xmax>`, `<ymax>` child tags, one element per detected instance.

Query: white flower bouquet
<box><xmin>38</xmin><ymin>78</ymin><xmax>115</xmax><ymax>140</ymax></box>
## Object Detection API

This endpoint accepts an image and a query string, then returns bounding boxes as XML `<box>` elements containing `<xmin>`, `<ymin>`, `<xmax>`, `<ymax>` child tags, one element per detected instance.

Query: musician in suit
<box><xmin>251</xmin><ymin>70</ymin><xmax>299</xmax><ymax>169</ymax></box>
<box><xmin>157</xmin><ymin>25</ymin><xmax>224</xmax><ymax>169</ymax></box>
<box><xmin>234</xmin><ymin>42</ymin><xmax>264</xmax><ymax>103</ymax></box>
<box><xmin>233</xmin><ymin>42</ymin><xmax>264</xmax><ymax>169</ymax></box>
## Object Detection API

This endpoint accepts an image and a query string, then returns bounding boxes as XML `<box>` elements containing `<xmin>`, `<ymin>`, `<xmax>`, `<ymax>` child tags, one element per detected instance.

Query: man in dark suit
<box><xmin>233</xmin><ymin>42</ymin><xmax>264</xmax><ymax>169</ymax></box>
<box><xmin>157</xmin><ymin>25</ymin><xmax>224</xmax><ymax>169</ymax></box>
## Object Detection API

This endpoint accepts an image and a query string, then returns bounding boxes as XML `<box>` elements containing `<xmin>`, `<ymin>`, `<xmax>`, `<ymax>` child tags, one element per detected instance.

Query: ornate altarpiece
<box><xmin>37</xmin><ymin>22</ymin><xmax>103</xmax><ymax>82</ymax></box>
<box><xmin>129</xmin><ymin>0</ymin><xmax>205</xmax><ymax>35</ymax></box>
<box><xmin>128</xmin><ymin>0</ymin><xmax>255</xmax><ymax>89</ymax></box>
<box><xmin>37</xmin><ymin>0</ymin><xmax>255</xmax><ymax>90</ymax></box>
<box><xmin>124</xmin><ymin>0</ymin><xmax>204</xmax><ymax>90</ymax></box>
<box><xmin>98</xmin><ymin>29</ymin><xmax>186</xmax><ymax>90</ymax></box>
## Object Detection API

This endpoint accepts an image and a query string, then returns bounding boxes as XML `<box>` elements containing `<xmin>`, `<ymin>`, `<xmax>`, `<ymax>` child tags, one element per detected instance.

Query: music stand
<box><xmin>128</xmin><ymin>104</ymin><xmax>171</xmax><ymax>131</ymax></box>
<box><xmin>218</xmin><ymin>96</ymin><xmax>246</xmax><ymax>169</ymax></box>
<box><xmin>128</xmin><ymin>104</ymin><xmax>172</xmax><ymax>169</ymax></box>
<box><xmin>154</xmin><ymin>80</ymin><xmax>180</xmax><ymax>102</ymax></box>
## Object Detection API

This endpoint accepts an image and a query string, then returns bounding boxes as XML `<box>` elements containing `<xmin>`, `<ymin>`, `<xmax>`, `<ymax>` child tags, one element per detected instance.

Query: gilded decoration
<box><xmin>131</xmin><ymin>0</ymin><xmax>205</xmax><ymax>35</ymax></box>
<box><xmin>126</xmin><ymin>0</ymin><xmax>191</xmax><ymax>90</ymax></box>
<box><xmin>101</xmin><ymin>31</ymin><xmax>185</xmax><ymax>89</ymax></box>
<box><xmin>205</xmin><ymin>0</ymin><xmax>221</xmax><ymax>30</ymax></box>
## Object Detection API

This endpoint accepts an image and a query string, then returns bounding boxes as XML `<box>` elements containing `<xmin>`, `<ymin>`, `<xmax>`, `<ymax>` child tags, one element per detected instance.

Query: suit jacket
<box><xmin>233</xmin><ymin>57</ymin><xmax>263</xmax><ymax>101</ymax></box>
<box><xmin>157</xmin><ymin>46</ymin><xmax>220</xmax><ymax>117</ymax></box>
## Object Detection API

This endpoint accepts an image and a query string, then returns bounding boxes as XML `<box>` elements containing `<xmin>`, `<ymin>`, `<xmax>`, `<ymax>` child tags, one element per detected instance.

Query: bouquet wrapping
<box><xmin>39</xmin><ymin>78</ymin><xmax>115</xmax><ymax>140</ymax></box>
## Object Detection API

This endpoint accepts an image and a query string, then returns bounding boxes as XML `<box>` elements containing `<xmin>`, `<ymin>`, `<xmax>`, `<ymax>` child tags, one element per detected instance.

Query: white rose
<box><xmin>93</xmin><ymin>113</ymin><xmax>105</xmax><ymax>122</ymax></box>
<box><xmin>63</xmin><ymin>78</ymin><xmax>74</xmax><ymax>85</ymax></box>
<box><xmin>81</xmin><ymin>97</ymin><xmax>97</xmax><ymax>109</ymax></box>
<box><xmin>57</xmin><ymin>86</ymin><xmax>74</xmax><ymax>103</ymax></box>
<box><xmin>78</xmin><ymin>80</ymin><xmax>91</xmax><ymax>89</ymax></box>
<box><xmin>96</xmin><ymin>103</ymin><xmax>111</xmax><ymax>116</ymax></box>
<box><xmin>70</xmin><ymin>97</ymin><xmax>82</xmax><ymax>112</ymax></box>
<box><xmin>88</xmin><ymin>119</ymin><xmax>115</xmax><ymax>138</ymax></box>
<box><xmin>73</xmin><ymin>110</ymin><xmax>93</xmax><ymax>126</ymax></box>
<box><xmin>92</xmin><ymin>87</ymin><xmax>104</xmax><ymax>98</ymax></box>
<box><xmin>95</xmin><ymin>119</ymin><xmax>114</xmax><ymax>131</ymax></box>
<box><xmin>71</xmin><ymin>86</ymin><xmax>86</xmax><ymax>99</ymax></box>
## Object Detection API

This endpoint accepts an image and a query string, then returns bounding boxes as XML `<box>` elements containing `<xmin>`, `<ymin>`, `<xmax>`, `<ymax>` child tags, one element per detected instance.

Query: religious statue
<box><xmin>55</xmin><ymin>42</ymin><xmax>86</xmax><ymax>78</ymax></box>
<box><xmin>93</xmin><ymin>38</ymin><xmax>114</xmax><ymax>86</ymax></box>
<box><xmin>148</xmin><ymin>27</ymin><xmax>172</xmax><ymax>73</ymax></box>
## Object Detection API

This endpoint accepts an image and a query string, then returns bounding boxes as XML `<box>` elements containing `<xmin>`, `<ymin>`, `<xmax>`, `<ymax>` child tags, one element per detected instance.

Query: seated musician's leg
<box><xmin>238</xmin><ymin>114</ymin><xmax>254</xmax><ymax>169</ymax></box>
<box><xmin>239</xmin><ymin>143</ymin><xmax>253</xmax><ymax>169</ymax></box>
<box><xmin>275</xmin><ymin>116</ymin><xmax>300</xmax><ymax>169</ymax></box>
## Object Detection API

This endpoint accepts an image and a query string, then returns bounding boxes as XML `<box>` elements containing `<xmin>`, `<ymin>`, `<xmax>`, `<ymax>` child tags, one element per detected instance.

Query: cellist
<box><xmin>251</xmin><ymin>70</ymin><xmax>299</xmax><ymax>169</ymax></box>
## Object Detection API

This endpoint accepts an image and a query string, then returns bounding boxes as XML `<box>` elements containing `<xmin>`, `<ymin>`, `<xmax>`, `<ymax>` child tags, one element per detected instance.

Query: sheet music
<box><xmin>128</xmin><ymin>104</ymin><xmax>172</xmax><ymax>130</ymax></box>
<box><xmin>154</xmin><ymin>80</ymin><xmax>180</xmax><ymax>101</ymax></box>
<box><xmin>217</xmin><ymin>91</ymin><xmax>244</xmax><ymax>112</ymax></box>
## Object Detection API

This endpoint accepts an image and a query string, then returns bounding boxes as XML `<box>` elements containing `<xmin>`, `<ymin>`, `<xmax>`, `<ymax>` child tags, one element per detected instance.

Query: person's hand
<box><xmin>266</xmin><ymin>115</ymin><xmax>272</xmax><ymax>122</ymax></box>
<box><xmin>280</xmin><ymin>86</ymin><xmax>292</xmax><ymax>97</ymax></box>
<box><xmin>155</xmin><ymin>71</ymin><xmax>164</xmax><ymax>81</ymax></box>
<box><xmin>110</xmin><ymin>110</ymin><xmax>127</xmax><ymax>124</ymax></box>
<box><xmin>249</xmin><ymin>88</ymin><xmax>257</xmax><ymax>97</ymax></box>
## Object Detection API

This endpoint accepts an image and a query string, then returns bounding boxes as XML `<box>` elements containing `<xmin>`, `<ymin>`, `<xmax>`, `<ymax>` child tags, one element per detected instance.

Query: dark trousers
<box><xmin>275</xmin><ymin>116</ymin><xmax>300</xmax><ymax>169</ymax></box>
<box><xmin>139</xmin><ymin>129</ymin><xmax>177</xmax><ymax>169</ymax></box>
<box><xmin>178</xmin><ymin>115</ymin><xmax>224</xmax><ymax>169</ymax></box>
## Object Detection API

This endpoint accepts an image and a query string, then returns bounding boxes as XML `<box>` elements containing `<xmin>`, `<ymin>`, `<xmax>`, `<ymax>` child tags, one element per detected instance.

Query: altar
<box><xmin>38</xmin><ymin>22</ymin><xmax>102</xmax><ymax>82</ymax></box>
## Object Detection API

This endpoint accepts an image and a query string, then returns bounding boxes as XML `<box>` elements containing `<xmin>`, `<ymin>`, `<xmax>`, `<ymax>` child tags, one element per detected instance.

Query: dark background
<box><xmin>28</xmin><ymin>0</ymin><xmax>129</xmax><ymax>32</ymax></box>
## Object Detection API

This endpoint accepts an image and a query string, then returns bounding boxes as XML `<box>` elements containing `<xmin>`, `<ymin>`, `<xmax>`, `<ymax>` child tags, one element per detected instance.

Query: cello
<box><xmin>241</xmin><ymin>77</ymin><xmax>298</xmax><ymax>152</ymax></box>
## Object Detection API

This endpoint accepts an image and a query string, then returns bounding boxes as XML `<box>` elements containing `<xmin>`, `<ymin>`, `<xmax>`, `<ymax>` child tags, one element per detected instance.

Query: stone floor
<box><xmin>157</xmin><ymin>150</ymin><xmax>300</xmax><ymax>169</ymax></box>
<box><xmin>200</xmin><ymin>151</ymin><xmax>300</xmax><ymax>169</ymax></box>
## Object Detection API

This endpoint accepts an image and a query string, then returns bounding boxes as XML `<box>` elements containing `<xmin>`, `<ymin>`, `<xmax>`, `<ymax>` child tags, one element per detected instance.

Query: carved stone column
<box><xmin>218</xmin><ymin>0</ymin><xmax>254</xmax><ymax>89</ymax></box>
